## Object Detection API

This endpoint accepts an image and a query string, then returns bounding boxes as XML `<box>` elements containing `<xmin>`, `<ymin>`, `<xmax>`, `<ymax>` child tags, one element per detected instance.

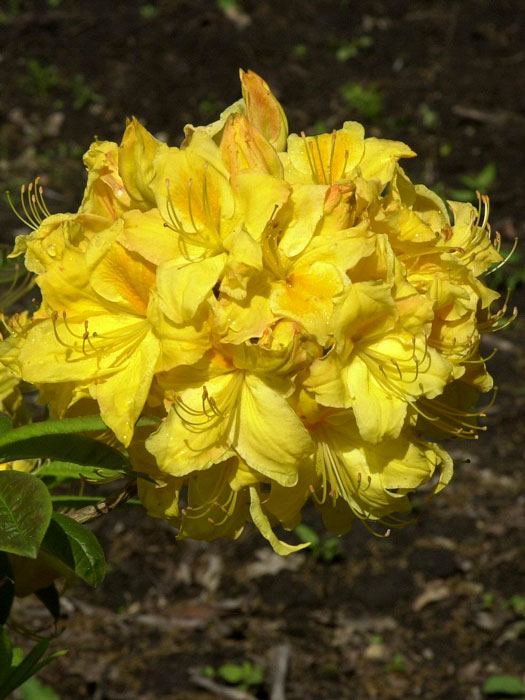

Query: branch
<box><xmin>68</xmin><ymin>481</ymin><xmax>138</xmax><ymax>524</ymax></box>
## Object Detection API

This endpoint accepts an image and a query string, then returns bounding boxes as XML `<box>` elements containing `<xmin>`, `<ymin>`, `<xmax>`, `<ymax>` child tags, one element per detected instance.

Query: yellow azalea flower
<box><xmin>358</xmin><ymin>138</ymin><xmax>416</xmax><ymax>186</ymax></box>
<box><xmin>139</xmin><ymin>457</ymin><xmax>307</xmax><ymax>554</ymax></box>
<box><xmin>153</xmin><ymin>138</ymin><xmax>234</xmax><ymax>260</ymax></box>
<box><xmin>283</xmin><ymin>122</ymin><xmax>365</xmax><ymax>185</ymax></box>
<box><xmin>377</xmin><ymin>166</ymin><xmax>449</xmax><ymax>252</ymax></box>
<box><xmin>17</xmin><ymin>234</ymin><xmax>208</xmax><ymax>445</ymax></box>
<box><xmin>306</xmin><ymin>281</ymin><xmax>452</xmax><ymax>442</ymax></box>
<box><xmin>9</xmin><ymin>68</ymin><xmax>506</xmax><ymax>554</ymax></box>
<box><xmin>447</xmin><ymin>198</ymin><xmax>503</xmax><ymax>277</ymax></box>
<box><xmin>147</xmin><ymin>366</ymin><xmax>312</xmax><ymax>486</ymax></box>
<box><xmin>291</xmin><ymin>396</ymin><xmax>453</xmax><ymax>529</ymax></box>
<box><xmin>268</xmin><ymin>222</ymin><xmax>374</xmax><ymax>344</ymax></box>
<box><xmin>179</xmin><ymin>459</ymin><xmax>250</xmax><ymax>541</ymax></box>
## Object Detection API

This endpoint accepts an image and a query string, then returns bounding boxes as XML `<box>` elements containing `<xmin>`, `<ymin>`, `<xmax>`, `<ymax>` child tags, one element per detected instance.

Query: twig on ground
<box><xmin>269</xmin><ymin>643</ymin><xmax>291</xmax><ymax>700</ymax></box>
<box><xmin>190</xmin><ymin>672</ymin><xmax>258</xmax><ymax>700</ymax></box>
<box><xmin>452</xmin><ymin>105</ymin><xmax>525</xmax><ymax>125</ymax></box>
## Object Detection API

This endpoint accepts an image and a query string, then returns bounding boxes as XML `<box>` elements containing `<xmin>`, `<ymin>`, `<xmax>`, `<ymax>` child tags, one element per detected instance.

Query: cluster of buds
<box><xmin>3</xmin><ymin>71</ymin><xmax>510</xmax><ymax>553</ymax></box>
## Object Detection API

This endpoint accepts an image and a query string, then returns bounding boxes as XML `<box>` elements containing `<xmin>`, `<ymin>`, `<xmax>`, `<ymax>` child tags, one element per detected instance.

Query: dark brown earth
<box><xmin>2</xmin><ymin>1</ymin><xmax>525</xmax><ymax>699</ymax></box>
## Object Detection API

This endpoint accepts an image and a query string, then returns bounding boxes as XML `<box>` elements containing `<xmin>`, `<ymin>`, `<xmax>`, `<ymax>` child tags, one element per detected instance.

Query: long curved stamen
<box><xmin>485</xmin><ymin>237</ymin><xmax>518</xmax><ymax>276</ymax></box>
<box><xmin>314</xmin><ymin>441</ymin><xmax>391</xmax><ymax>531</ymax></box>
<box><xmin>0</xmin><ymin>267</ymin><xmax>35</xmax><ymax>313</ymax></box>
<box><xmin>5</xmin><ymin>190</ymin><xmax>37</xmax><ymax>231</ymax></box>
<box><xmin>261</xmin><ymin>205</ymin><xmax>289</xmax><ymax>279</ymax></box>
<box><xmin>5</xmin><ymin>178</ymin><xmax>53</xmax><ymax>232</ymax></box>
<box><xmin>51</xmin><ymin>311</ymin><xmax>71</xmax><ymax>348</ymax></box>
<box><xmin>164</xmin><ymin>177</ymin><xmax>222</xmax><ymax>256</ymax></box>
<box><xmin>300</xmin><ymin>132</ymin><xmax>318</xmax><ymax>184</ymax></box>
<box><xmin>186</xmin><ymin>178</ymin><xmax>199</xmax><ymax>233</ymax></box>
<box><xmin>479</xmin><ymin>290</ymin><xmax>517</xmax><ymax>332</ymax></box>
<box><xmin>313</xmin><ymin>136</ymin><xmax>328</xmax><ymax>185</ymax></box>
<box><xmin>35</xmin><ymin>177</ymin><xmax>52</xmax><ymax>218</ymax></box>
<box><xmin>362</xmin><ymin>335</ymin><xmax>430</xmax><ymax>394</ymax></box>
<box><xmin>416</xmin><ymin>396</ymin><xmax>487</xmax><ymax>439</ymax></box>
<box><xmin>327</xmin><ymin>131</ymin><xmax>337</xmax><ymax>185</ymax></box>
<box><xmin>462</xmin><ymin>348</ymin><xmax>497</xmax><ymax>364</ymax></box>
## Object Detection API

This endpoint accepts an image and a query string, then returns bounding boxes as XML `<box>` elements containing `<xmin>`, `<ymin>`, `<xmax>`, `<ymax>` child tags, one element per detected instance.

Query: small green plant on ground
<box><xmin>198</xmin><ymin>96</ymin><xmax>226</xmax><ymax>120</ymax></box>
<box><xmin>202</xmin><ymin>661</ymin><xmax>264</xmax><ymax>692</ymax></box>
<box><xmin>507</xmin><ymin>595</ymin><xmax>525</xmax><ymax>617</ymax></box>
<box><xmin>292</xmin><ymin>43</ymin><xmax>308</xmax><ymax>59</ymax></box>
<box><xmin>21</xmin><ymin>60</ymin><xmax>61</xmax><ymax>100</ymax></box>
<box><xmin>0</xmin><ymin>0</ymin><xmax>23</xmax><ymax>24</ymax></box>
<box><xmin>340</xmin><ymin>82</ymin><xmax>384</xmax><ymax>121</ymax></box>
<box><xmin>480</xmin><ymin>591</ymin><xmax>496</xmax><ymax>610</ymax></box>
<box><xmin>334</xmin><ymin>35</ymin><xmax>373</xmax><ymax>62</ymax></box>
<box><xmin>69</xmin><ymin>74</ymin><xmax>103</xmax><ymax>110</ymax></box>
<box><xmin>139</xmin><ymin>4</ymin><xmax>159</xmax><ymax>20</ymax></box>
<box><xmin>482</xmin><ymin>675</ymin><xmax>525</xmax><ymax>697</ymax></box>
<box><xmin>294</xmin><ymin>523</ymin><xmax>343</xmax><ymax>563</ymax></box>
<box><xmin>439</xmin><ymin>142</ymin><xmax>452</xmax><ymax>157</ymax></box>
<box><xmin>308</xmin><ymin>119</ymin><xmax>329</xmax><ymax>136</ymax></box>
<box><xmin>449</xmin><ymin>162</ymin><xmax>497</xmax><ymax>202</ymax></box>
<box><xmin>19</xmin><ymin>676</ymin><xmax>60</xmax><ymax>700</ymax></box>
<box><xmin>418</xmin><ymin>103</ymin><xmax>440</xmax><ymax>130</ymax></box>
<box><xmin>19</xmin><ymin>60</ymin><xmax>104</xmax><ymax>111</ymax></box>
<box><xmin>386</xmin><ymin>653</ymin><xmax>407</xmax><ymax>674</ymax></box>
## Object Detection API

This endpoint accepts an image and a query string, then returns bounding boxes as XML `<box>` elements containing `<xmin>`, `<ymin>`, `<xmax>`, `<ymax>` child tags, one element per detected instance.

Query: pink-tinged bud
<box><xmin>118</xmin><ymin>117</ymin><xmax>166</xmax><ymax>209</ymax></box>
<box><xmin>220</xmin><ymin>113</ymin><xmax>283</xmax><ymax>181</ymax></box>
<box><xmin>239</xmin><ymin>69</ymin><xmax>288</xmax><ymax>152</ymax></box>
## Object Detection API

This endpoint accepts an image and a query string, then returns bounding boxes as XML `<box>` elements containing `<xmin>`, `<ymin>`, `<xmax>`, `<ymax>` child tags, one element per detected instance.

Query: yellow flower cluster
<box><xmin>7</xmin><ymin>71</ymin><xmax>510</xmax><ymax>553</ymax></box>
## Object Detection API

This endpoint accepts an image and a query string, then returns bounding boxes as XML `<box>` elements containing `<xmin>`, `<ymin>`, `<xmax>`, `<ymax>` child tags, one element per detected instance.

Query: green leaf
<box><xmin>294</xmin><ymin>523</ymin><xmax>320</xmax><ymax>547</ymax></box>
<box><xmin>0</xmin><ymin>416</ymin><xmax>12</xmax><ymax>436</ymax></box>
<box><xmin>0</xmin><ymin>431</ymin><xmax>129</xmax><ymax>470</ymax></box>
<box><xmin>219</xmin><ymin>663</ymin><xmax>245</xmax><ymax>684</ymax></box>
<box><xmin>30</xmin><ymin>649</ymin><xmax>67</xmax><ymax>677</ymax></box>
<box><xmin>320</xmin><ymin>537</ymin><xmax>342</xmax><ymax>563</ymax></box>
<box><xmin>36</xmin><ymin>461</ymin><xmax>126</xmax><ymax>482</ymax></box>
<box><xmin>50</xmin><ymin>495</ymin><xmax>141</xmax><ymax>508</ymax></box>
<box><xmin>0</xmin><ymin>472</ymin><xmax>52</xmax><ymax>558</ymax></box>
<box><xmin>449</xmin><ymin>188</ymin><xmax>476</xmax><ymax>203</ymax></box>
<box><xmin>0</xmin><ymin>626</ymin><xmax>13</xmax><ymax>687</ymax></box>
<box><xmin>20</xmin><ymin>676</ymin><xmax>61</xmax><ymax>700</ymax></box>
<box><xmin>0</xmin><ymin>553</ymin><xmax>15</xmax><ymax>624</ymax></box>
<box><xmin>243</xmin><ymin>662</ymin><xmax>264</xmax><ymax>686</ymax></box>
<box><xmin>460</xmin><ymin>163</ymin><xmax>497</xmax><ymax>191</ymax></box>
<box><xmin>0</xmin><ymin>415</ymin><xmax>158</xmax><ymax>469</ymax></box>
<box><xmin>1</xmin><ymin>415</ymin><xmax>137</xmax><ymax>436</ymax></box>
<box><xmin>41</xmin><ymin>513</ymin><xmax>105</xmax><ymax>587</ymax></box>
<box><xmin>11</xmin><ymin>646</ymin><xmax>24</xmax><ymax>666</ymax></box>
<box><xmin>217</xmin><ymin>662</ymin><xmax>264</xmax><ymax>688</ymax></box>
<box><xmin>483</xmin><ymin>675</ymin><xmax>525</xmax><ymax>697</ymax></box>
<box><xmin>0</xmin><ymin>638</ymin><xmax>49</xmax><ymax>698</ymax></box>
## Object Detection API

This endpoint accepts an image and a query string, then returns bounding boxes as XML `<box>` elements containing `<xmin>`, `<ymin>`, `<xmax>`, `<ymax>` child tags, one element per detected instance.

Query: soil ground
<box><xmin>1</xmin><ymin>1</ymin><xmax>524</xmax><ymax>699</ymax></box>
